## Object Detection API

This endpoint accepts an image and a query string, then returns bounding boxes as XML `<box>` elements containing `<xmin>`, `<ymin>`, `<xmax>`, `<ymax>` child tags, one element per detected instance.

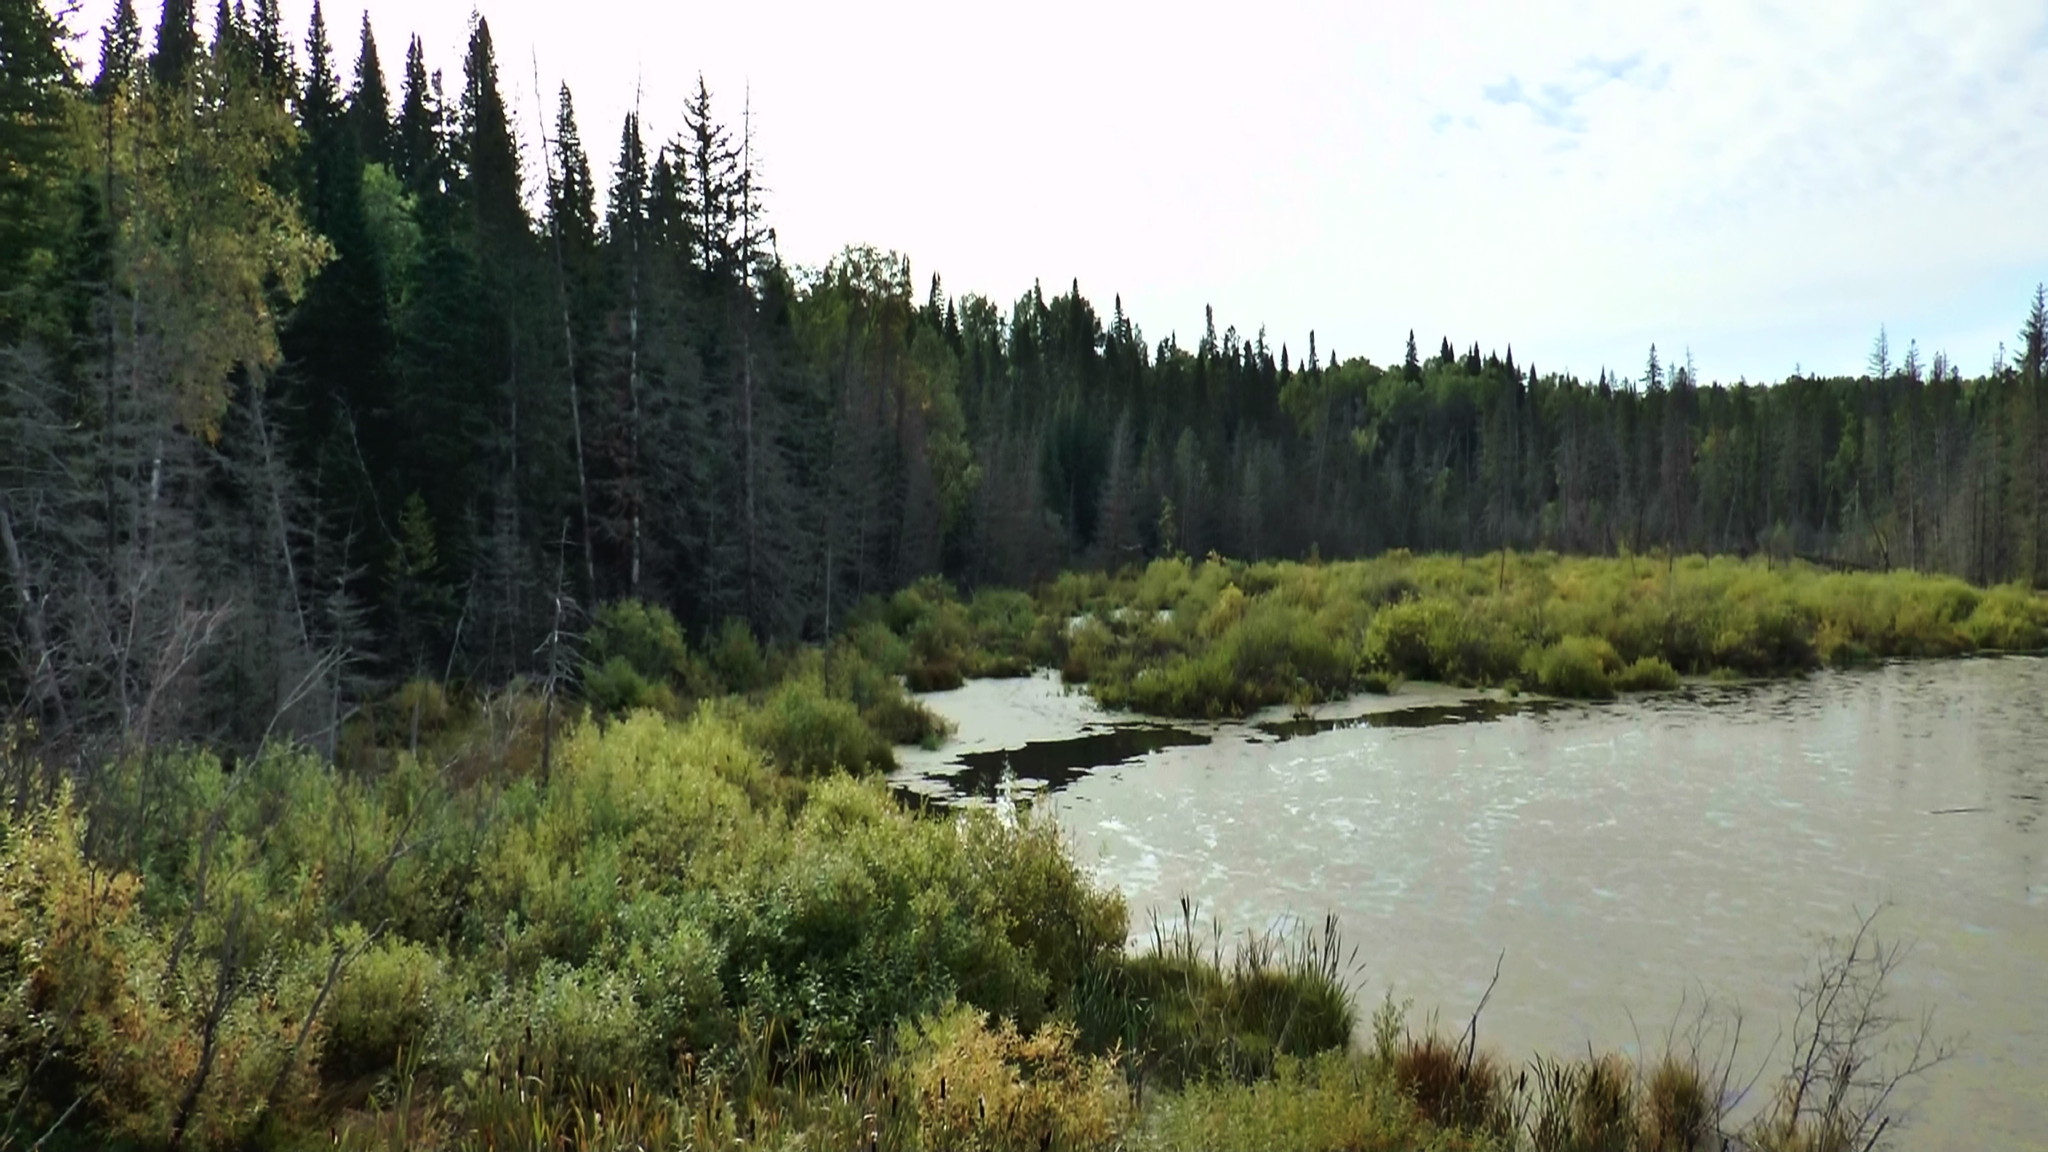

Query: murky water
<box><xmin>897</xmin><ymin>660</ymin><xmax>2048</xmax><ymax>1149</ymax></box>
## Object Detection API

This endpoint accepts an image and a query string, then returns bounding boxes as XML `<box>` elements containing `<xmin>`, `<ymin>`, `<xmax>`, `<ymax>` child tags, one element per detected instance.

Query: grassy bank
<box><xmin>0</xmin><ymin>673</ymin><xmax>1365</xmax><ymax>1152</ymax></box>
<box><xmin>0</xmin><ymin>704</ymin><xmax>1934</xmax><ymax>1151</ymax></box>
<box><xmin>0</xmin><ymin>564</ymin><xmax>1970</xmax><ymax>1150</ymax></box>
<box><xmin>873</xmin><ymin>553</ymin><xmax>2048</xmax><ymax>719</ymax></box>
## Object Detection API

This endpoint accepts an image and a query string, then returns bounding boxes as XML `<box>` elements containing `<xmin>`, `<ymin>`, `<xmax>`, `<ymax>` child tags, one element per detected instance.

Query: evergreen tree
<box><xmin>393</xmin><ymin>35</ymin><xmax>441</xmax><ymax>193</ymax></box>
<box><xmin>95</xmin><ymin>0</ymin><xmax>144</xmax><ymax>95</ymax></box>
<box><xmin>299</xmin><ymin>2</ymin><xmax>339</xmax><ymax>135</ymax></box>
<box><xmin>0</xmin><ymin>0</ymin><xmax>74</xmax><ymax>340</ymax></box>
<box><xmin>349</xmin><ymin>14</ymin><xmax>392</xmax><ymax>164</ymax></box>
<box><xmin>252</xmin><ymin>0</ymin><xmax>291</xmax><ymax>87</ymax></box>
<box><xmin>457</xmin><ymin>18</ymin><xmax>524</xmax><ymax>247</ymax></box>
<box><xmin>151</xmin><ymin>0</ymin><xmax>201</xmax><ymax>89</ymax></box>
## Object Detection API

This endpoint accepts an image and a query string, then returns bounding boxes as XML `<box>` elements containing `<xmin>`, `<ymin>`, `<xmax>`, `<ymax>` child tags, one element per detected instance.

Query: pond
<box><xmin>893</xmin><ymin>659</ymin><xmax>2048</xmax><ymax>1150</ymax></box>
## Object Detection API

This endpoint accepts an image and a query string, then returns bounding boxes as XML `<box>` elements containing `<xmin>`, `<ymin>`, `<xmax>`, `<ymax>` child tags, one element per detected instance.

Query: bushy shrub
<box><xmin>480</xmin><ymin>961</ymin><xmax>662</xmax><ymax>1090</ymax></box>
<box><xmin>1527</xmin><ymin>636</ymin><xmax>1622</xmax><ymax>699</ymax></box>
<box><xmin>322</xmin><ymin>935</ymin><xmax>450</xmax><ymax>1081</ymax></box>
<box><xmin>740</xmin><ymin>676</ymin><xmax>896</xmax><ymax>777</ymax></box>
<box><xmin>707</xmin><ymin>617</ymin><xmax>774</xmax><ymax>694</ymax></box>
<box><xmin>1614</xmin><ymin>655</ymin><xmax>1682</xmax><ymax>692</ymax></box>
<box><xmin>581</xmin><ymin>655</ymin><xmax>679</xmax><ymax>715</ymax></box>
<box><xmin>896</xmin><ymin>1006</ymin><xmax>1132</xmax><ymax>1152</ymax></box>
<box><xmin>1961</xmin><ymin>585</ymin><xmax>2048</xmax><ymax>651</ymax></box>
<box><xmin>825</xmin><ymin>645</ymin><xmax>953</xmax><ymax>747</ymax></box>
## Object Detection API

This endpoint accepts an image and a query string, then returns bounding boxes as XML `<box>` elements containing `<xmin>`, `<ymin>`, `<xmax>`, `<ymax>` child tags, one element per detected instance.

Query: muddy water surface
<box><xmin>895</xmin><ymin>661</ymin><xmax>2048</xmax><ymax>1150</ymax></box>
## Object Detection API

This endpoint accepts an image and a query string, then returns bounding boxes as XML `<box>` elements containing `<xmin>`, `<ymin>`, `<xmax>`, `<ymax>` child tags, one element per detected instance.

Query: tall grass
<box><xmin>1024</xmin><ymin>553</ymin><xmax>2048</xmax><ymax>717</ymax></box>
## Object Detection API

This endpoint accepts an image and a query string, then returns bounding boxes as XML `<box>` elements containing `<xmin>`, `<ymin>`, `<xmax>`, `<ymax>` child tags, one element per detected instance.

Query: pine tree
<box><xmin>2023</xmin><ymin>285</ymin><xmax>2048</xmax><ymax>585</ymax></box>
<box><xmin>251</xmin><ymin>0</ymin><xmax>290</xmax><ymax>88</ymax></box>
<box><xmin>603</xmin><ymin>109</ymin><xmax>649</xmax><ymax>595</ymax></box>
<box><xmin>544</xmin><ymin>83</ymin><xmax>598</xmax><ymax>596</ymax></box>
<box><xmin>393</xmin><ymin>35</ymin><xmax>440</xmax><ymax>192</ymax></box>
<box><xmin>349</xmin><ymin>14</ymin><xmax>391</xmax><ymax>164</ymax></box>
<box><xmin>96</xmin><ymin>0</ymin><xmax>144</xmax><ymax>95</ymax></box>
<box><xmin>679</xmin><ymin>75</ymin><xmax>738</xmax><ymax>276</ymax></box>
<box><xmin>1868</xmin><ymin>326</ymin><xmax>1892</xmax><ymax>381</ymax></box>
<box><xmin>151</xmin><ymin>0</ymin><xmax>201</xmax><ymax>89</ymax></box>
<box><xmin>0</xmin><ymin>0</ymin><xmax>74</xmax><ymax>340</ymax></box>
<box><xmin>457</xmin><ymin>18</ymin><xmax>524</xmax><ymax>247</ymax></box>
<box><xmin>299</xmin><ymin>3</ymin><xmax>339</xmax><ymax>135</ymax></box>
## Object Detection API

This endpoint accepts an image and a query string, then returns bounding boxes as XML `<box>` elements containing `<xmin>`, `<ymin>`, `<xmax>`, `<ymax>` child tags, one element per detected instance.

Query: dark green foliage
<box><xmin>737</xmin><ymin>674</ymin><xmax>895</xmax><ymax>777</ymax></box>
<box><xmin>582</xmin><ymin>598</ymin><xmax>710</xmax><ymax>714</ymax></box>
<box><xmin>707</xmin><ymin>616</ymin><xmax>774</xmax><ymax>694</ymax></box>
<box><xmin>0</xmin><ymin>0</ymin><xmax>71</xmax><ymax>341</ymax></box>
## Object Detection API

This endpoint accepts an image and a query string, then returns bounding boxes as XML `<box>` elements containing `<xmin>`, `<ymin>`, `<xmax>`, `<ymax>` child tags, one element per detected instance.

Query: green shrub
<box><xmin>581</xmin><ymin>654</ymin><xmax>678</xmax><ymax>716</ymax></box>
<box><xmin>707</xmin><ymin>617</ymin><xmax>774</xmax><ymax>694</ymax></box>
<box><xmin>585</xmin><ymin>600</ymin><xmax>708</xmax><ymax>699</ymax></box>
<box><xmin>740</xmin><ymin>676</ymin><xmax>895</xmax><ymax>777</ymax></box>
<box><xmin>845</xmin><ymin>619</ymin><xmax>911</xmax><ymax>673</ymax></box>
<box><xmin>1527</xmin><ymin>636</ymin><xmax>1621</xmax><ymax>699</ymax></box>
<box><xmin>1614</xmin><ymin>655</ymin><xmax>1681</xmax><ymax>693</ymax></box>
<box><xmin>322</xmin><ymin>935</ymin><xmax>449</xmax><ymax>1081</ymax></box>
<box><xmin>1961</xmin><ymin>585</ymin><xmax>2048</xmax><ymax>651</ymax></box>
<box><xmin>824</xmin><ymin>644</ymin><xmax>953</xmax><ymax>747</ymax></box>
<box><xmin>483</xmin><ymin>961</ymin><xmax>661</xmax><ymax>1090</ymax></box>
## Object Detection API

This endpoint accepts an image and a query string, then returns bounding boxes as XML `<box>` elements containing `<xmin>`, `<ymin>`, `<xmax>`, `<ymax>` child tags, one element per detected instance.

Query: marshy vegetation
<box><xmin>865</xmin><ymin>551</ymin><xmax>2048</xmax><ymax>719</ymax></box>
<box><xmin>0</xmin><ymin>591</ymin><xmax>1957</xmax><ymax>1151</ymax></box>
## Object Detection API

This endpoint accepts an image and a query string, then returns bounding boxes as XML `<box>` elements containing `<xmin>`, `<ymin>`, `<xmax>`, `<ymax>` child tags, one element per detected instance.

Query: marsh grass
<box><xmin>1078</xmin><ymin>901</ymin><xmax>1359</xmax><ymax>1088</ymax></box>
<box><xmin>999</xmin><ymin>553</ymin><xmax>2048</xmax><ymax>718</ymax></box>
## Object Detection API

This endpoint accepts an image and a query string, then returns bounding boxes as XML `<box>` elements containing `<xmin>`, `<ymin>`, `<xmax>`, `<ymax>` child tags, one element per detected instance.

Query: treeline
<box><xmin>4</xmin><ymin>0</ymin><xmax>2047</xmax><ymax>762</ymax></box>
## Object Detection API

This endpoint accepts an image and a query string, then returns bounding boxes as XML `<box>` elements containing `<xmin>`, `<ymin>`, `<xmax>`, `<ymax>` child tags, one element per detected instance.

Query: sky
<box><xmin>51</xmin><ymin>0</ymin><xmax>2048</xmax><ymax>384</ymax></box>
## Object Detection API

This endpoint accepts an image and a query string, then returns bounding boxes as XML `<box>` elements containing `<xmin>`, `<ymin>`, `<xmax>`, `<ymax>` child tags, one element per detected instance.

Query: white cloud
<box><xmin>55</xmin><ymin>0</ymin><xmax>2048</xmax><ymax>381</ymax></box>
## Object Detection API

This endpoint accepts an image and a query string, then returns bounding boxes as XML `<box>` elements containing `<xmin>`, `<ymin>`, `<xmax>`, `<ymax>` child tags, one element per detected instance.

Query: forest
<box><xmin>5</xmin><ymin>0</ymin><xmax>2048</xmax><ymax>765</ymax></box>
<box><xmin>0</xmin><ymin>1</ymin><xmax>2020</xmax><ymax>1149</ymax></box>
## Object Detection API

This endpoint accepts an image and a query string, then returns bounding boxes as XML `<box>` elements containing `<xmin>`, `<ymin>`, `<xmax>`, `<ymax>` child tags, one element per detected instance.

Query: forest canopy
<box><xmin>2</xmin><ymin>0</ymin><xmax>2047</xmax><ymax>761</ymax></box>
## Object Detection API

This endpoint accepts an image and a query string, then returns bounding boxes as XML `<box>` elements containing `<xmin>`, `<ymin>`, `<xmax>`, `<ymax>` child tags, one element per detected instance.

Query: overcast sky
<box><xmin>55</xmin><ymin>1</ymin><xmax>2048</xmax><ymax>383</ymax></box>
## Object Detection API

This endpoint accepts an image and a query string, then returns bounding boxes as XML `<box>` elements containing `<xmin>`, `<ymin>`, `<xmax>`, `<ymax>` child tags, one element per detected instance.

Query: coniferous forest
<box><xmin>0</xmin><ymin>3</ymin><xmax>2039</xmax><ymax>1149</ymax></box>
<box><xmin>5</xmin><ymin>0</ymin><xmax>2047</xmax><ymax>760</ymax></box>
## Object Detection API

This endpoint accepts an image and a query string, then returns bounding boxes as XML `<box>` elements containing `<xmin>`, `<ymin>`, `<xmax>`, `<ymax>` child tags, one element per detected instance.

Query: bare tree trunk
<box><xmin>533</xmin><ymin>67</ymin><xmax>599</xmax><ymax>601</ymax></box>
<box><xmin>627</xmin><ymin>203</ymin><xmax>643</xmax><ymax>599</ymax></box>
<box><xmin>0</xmin><ymin>501</ymin><xmax>64</xmax><ymax>729</ymax></box>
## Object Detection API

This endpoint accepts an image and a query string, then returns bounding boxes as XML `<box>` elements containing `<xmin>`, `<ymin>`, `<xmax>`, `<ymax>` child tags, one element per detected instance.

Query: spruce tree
<box><xmin>0</xmin><ymin>0</ymin><xmax>74</xmax><ymax>339</ymax></box>
<box><xmin>458</xmin><ymin>18</ymin><xmax>524</xmax><ymax>247</ymax></box>
<box><xmin>394</xmin><ymin>35</ymin><xmax>440</xmax><ymax>193</ymax></box>
<box><xmin>349</xmin><ymin>14</ymin><xmax>392</xmax><ymax>164</ymax></box>
<box><xmin>95</xmin><ymin>0</ymin><xmax>143</xmax><ymax>96</ymax></box>
<box><xmin>151</xmin><ymin>0</ymin><xmax>201</xmax><ymax>89</ymax></box>
<box><xmin>299</xmin><ymin>2</ymin><xmax>339</xmax><ymax>137</ymax></box>
<box><xmin>252</xmin><ymin>0</ymin><xmax>291</xmax><ymax>87</ymax></box>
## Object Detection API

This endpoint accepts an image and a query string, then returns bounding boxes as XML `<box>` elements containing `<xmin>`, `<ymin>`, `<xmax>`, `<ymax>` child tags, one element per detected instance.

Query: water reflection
<box><xmin>927</xmin><ymin>725</ymin><xmax>1212</xmax><ymax>799</ymax></box>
